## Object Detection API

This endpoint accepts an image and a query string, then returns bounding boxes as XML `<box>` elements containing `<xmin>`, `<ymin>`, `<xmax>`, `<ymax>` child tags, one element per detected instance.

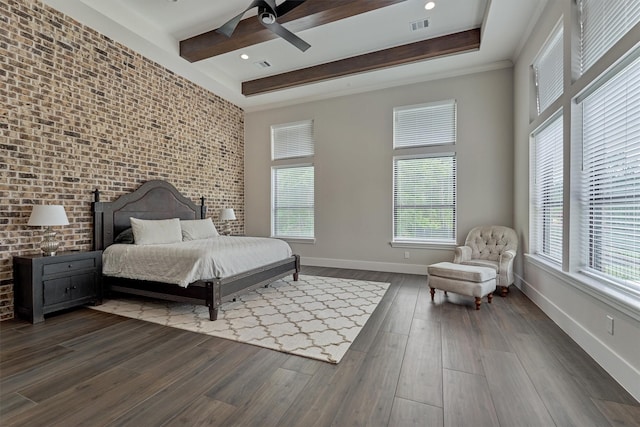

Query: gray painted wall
<box><xmin>245</xmin><ymin>67</ymin><xmax>514</xmax><ymax>273</ymax></box>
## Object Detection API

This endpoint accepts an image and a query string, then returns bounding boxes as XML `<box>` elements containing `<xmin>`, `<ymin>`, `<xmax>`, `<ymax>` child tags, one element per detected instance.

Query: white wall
<box><xmin>513</xmin><ymin>0</ymin><xmax>640</xmax><ymax>400</ymax></box>
<box><xmin>245</xmin><ymin>67</ymin><xmax>514</xmax><ymax>274</ymax></box>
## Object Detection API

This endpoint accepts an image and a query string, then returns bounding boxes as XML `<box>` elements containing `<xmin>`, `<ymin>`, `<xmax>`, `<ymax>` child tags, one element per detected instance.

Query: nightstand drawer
<box><xmin>43</xmin><ymin>258</ymin><xmax>96</xmax><ymax>276</ymax></box>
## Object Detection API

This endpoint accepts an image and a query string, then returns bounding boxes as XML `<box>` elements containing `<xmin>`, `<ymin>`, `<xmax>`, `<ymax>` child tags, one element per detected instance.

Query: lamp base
<box><xmin>223</xmin><ymin>221</ymin><xmax>231</xmax><ymax>236</ymax></box>
<box><xmin>40</xmin><ymin>227</ymin><xmax>60</xmax><ymax>256</ymax></box>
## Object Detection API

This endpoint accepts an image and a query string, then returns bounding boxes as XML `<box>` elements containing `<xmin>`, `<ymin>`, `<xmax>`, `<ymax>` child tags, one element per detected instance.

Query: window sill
<box><xmin>524</xmin><ymin>254</ymin><xmax>640</xmax><ymax>322</ymax></box>
<box><xmin>390</xmin><ymin>241</ymin><xmax>456</xmax><ymax>250</ymax></box>
<box><xmin>273</xmin><ymin>237</ymin><xmax>316</xmax><ymax>244</ymax></box>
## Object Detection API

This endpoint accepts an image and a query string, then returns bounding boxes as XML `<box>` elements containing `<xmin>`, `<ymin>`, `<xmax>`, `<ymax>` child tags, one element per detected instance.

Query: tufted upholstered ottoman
<box><xmin>427</xmin><ymin>262</ymin><xmax>497</xmax><ymax>310</ymax></box>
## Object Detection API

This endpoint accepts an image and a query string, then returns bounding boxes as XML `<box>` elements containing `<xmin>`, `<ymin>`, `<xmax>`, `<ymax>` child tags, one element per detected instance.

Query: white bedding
<box><xmin>102</xmin><ymin>236</ymin><xmax>293</xmax><ymax>287</ymax></box>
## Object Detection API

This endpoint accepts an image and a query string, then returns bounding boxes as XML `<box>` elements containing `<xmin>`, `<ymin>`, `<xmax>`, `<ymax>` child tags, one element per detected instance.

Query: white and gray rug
<box><xmin>90</xmin><ymin>275</ymin><xmax>390</xmax><ymax>364</ymax></box>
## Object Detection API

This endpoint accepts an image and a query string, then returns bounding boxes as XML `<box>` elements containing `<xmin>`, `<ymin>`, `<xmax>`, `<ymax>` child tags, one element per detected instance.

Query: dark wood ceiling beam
<box><xmin>179</xmin><ymin>0</ymin><xmax>407</xmax><ymax>62</ymax></box>
<box><xmin>241</xmin><ymin>28</ymin><xmax>481</xmax><ymax>96</ymax></box>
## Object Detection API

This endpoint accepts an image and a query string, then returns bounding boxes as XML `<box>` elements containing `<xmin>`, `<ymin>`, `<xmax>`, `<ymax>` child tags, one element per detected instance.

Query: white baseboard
<box><xmin>301</xmin><ymin>257</ymin><xmax>428</xmax><ymax>276</ymax></box>
<box><xmin>514</xmin><ymin>274</ymin><xmax>640</xmax><ymax>402</ymax></box>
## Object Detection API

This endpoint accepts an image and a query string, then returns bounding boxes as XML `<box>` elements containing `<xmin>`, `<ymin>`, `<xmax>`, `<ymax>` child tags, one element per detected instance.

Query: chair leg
<box><xmin>488</xmin><ymin>293</ymin><xmax>493</xmax><ymax>304</ymax></box>
<box><xmin>430</xmin><ymin>287</ymin><xmax>435</xmax><ymax>301</ymax></box>
<box><xmin>501</xmin><ymin>285</ymin><xmax>509</xmax><ymax>297</ymax></box>
<box><xmin>475</xmin><ymin>297</ymin><xmax>481</xmax><ymax>310</ymax></box>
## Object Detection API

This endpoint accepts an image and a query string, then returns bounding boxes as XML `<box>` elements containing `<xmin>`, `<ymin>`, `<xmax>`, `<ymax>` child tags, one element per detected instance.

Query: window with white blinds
<box><xmin>533</xmin><ymin>25</ymin><xmax>563</xmax><ymax>114</ymax></box>
<box><xmin>578</xmin><ymin>0</ymin><xmax>640</xmax><ymax>76</ymax></box>
<box><xmin>531</xmin><ymin>114</ymin><xmax>563</xmax><ymax>263</ymax></box>
<box><xmin>271</xmin><ymin>120</ymin><xmax>314</xmax><ymax>160</ymax></box>
<box><xmin>271</xmin><ymin>165</ymin><xmax>314</xmax><ymax>238</ymax></box>
<box><xmin>393</xmin><ymin>100</ymin><xmax>456</xmax><ymax>148</ymax></box>
<box><xmin>271</xmin><ymin>119</ymin><xmax>315</xmax><ymax>239</ymax></box>
<box><xmin>393</xmin><ymin>155</ymin><xmax>456</xmax><ymax>243</ymax></box>
<box><xmin>580</xmin><ymin>54</ymin><xmax>640</xmax><ymax>291</ymax></box>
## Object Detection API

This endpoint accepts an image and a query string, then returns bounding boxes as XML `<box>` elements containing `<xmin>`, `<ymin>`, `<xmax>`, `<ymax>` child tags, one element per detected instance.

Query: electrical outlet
<box><xmin>606</xmin><ymin>315</ymin><xmax>614</xmax><ymax>335</ymax></box>
<box><xmin>404</xmin><ymin>251</ymin><xmax>410</xmax><ymax>259</ymax></box>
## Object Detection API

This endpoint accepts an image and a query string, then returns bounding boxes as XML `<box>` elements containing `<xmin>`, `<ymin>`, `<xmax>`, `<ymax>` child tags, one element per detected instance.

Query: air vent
<box><xmin>410</xmin><ymin>18</ymin><xmax>429</xmax><ymax>31</ymax></box>
<box><xmin>253</xmin><ymin>60</ymin><xmax>271</xmax><ymax>68</ymax></box>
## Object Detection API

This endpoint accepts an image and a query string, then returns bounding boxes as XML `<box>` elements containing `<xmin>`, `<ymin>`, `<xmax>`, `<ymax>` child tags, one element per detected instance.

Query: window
<box><xmin>578</xmin><ymin>0</ymin><xmax>640</xmax><ymax>75</ymax></box>
<box><xmin>531</xmin><ymin>114</ymin><xmax>563</xmax><ymax>263</ymax></box>
<box><xmin>272</xmin><ymin>165</ymin><xmax>314</xmax><ymax>238</ymax></box>
<box><xmin>392</xmin><ymin>100</ymin><xmax>457</xmax><ymax>244</ymax></box>
<box><xmin>533</xmin><ymin>24</ymin><xmax>563</xmax><ymax>113</ymax></box>
<box><xmin>271</xmin><ymin>120</ymin><xmax>314</xmax><ymax>160</ymax></box>
<box><xmin>579</xmin><ymin>53</ymin><xmax>640</xmax><ymax>292</ymax></box>
<box><xmin>393</xmin><ymin>100</ymin><xmax>456</xmax><ymax>148</ymax></box>
<box><xmin>393</xmin><ymin>154</ymin><xmax>456</xmax><ymax>243</ymax></box>
<box><xmin>271</xmin><ymin>120</ymin><xmax>314</xmax><ymax>239</ymax></box>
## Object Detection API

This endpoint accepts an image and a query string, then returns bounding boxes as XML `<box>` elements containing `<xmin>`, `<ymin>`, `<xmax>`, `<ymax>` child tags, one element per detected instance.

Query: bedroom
<box><xmin>1</xmin><ymin>0</ymin><xmax>639</xmax><ymax>425</ymax></box>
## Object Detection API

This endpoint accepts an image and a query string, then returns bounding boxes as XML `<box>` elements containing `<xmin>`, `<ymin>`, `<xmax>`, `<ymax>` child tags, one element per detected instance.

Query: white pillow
<box><xmin>130</xmin><ymin>217</ymin><xmax>182</xmax><ymax>245</ymax></box>
<box><xmin>181</xmin><ymin>218</ymin><xmax>219</xmax><ymax>241</ymax></box>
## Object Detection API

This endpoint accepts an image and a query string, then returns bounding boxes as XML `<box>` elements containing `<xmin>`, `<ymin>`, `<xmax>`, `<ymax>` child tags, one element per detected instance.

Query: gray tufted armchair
<box><xmin>453</xmin><ymin>225</ymin><xmax>518</xmax><ymax>296</ymax></box>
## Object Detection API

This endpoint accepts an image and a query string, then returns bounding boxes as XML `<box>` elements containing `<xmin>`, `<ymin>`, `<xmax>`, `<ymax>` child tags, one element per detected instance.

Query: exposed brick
<box><xmin>0</xmin><ymin>0</ymin><xmax>245</xmax><ymax>321</ymax></box>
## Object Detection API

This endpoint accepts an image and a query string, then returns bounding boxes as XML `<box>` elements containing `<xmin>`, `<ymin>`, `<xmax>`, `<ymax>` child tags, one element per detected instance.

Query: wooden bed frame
<box><xmin>92</xmin><ymin>180</ymin><xmax>300</xmax><ymax>321</ymax></box>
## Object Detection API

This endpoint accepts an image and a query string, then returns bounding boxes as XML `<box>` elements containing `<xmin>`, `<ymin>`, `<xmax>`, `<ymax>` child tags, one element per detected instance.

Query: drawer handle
<box><xmin>71</xmin><ymin>286</ymin><xmax>77</xmax><ymax>290</ymax></box>
<box><xmin>68</xmin><ymin>264</ymin><xmax>73</xmax><ymax>268</ymax></box>
<box><xmin>65</xmin><ymin>287</ymin><xmax>69</xmax><ymax>293</ymax></box>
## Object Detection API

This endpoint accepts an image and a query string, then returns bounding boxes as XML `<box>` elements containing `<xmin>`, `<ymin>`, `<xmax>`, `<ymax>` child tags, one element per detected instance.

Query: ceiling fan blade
<box><xmin>216</xmin><ymin>0</ymin><xmax>265</xmax><ymax>37</ymax></box>
<box><xmin>216</xmin><ymin>11</ymin><xmax>245</xmax><ymax>37</ymax></box>
<box><xmin>275</xmin><ymin>0</ymin><xmax>307</xmax><ymax>17</ymax></box>
<box><xmin>262</xmin><ymin>20</ymin><xmax>311</xmax><ymax>52</ymax></box>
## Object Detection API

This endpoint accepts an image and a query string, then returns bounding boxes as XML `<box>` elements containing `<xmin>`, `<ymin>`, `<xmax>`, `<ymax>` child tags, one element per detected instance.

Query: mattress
<box><xmin>102</xmin><ymin>235</ymin><xmax>293</xmax><ymax>287</ymax></box>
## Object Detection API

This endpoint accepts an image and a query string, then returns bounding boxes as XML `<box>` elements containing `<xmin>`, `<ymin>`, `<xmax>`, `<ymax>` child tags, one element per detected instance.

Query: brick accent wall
<box><xmin>0</xmin><ymin>0</ymin><xmax>245</xmax><ymax>320</ymax></box>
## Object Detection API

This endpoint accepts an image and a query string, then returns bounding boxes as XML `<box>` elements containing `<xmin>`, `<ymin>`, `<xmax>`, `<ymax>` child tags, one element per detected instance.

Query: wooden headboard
<box><xmin>92</xmin><ymin>180</ymin><xmax>206</xmax><ymax>250</ymax></box>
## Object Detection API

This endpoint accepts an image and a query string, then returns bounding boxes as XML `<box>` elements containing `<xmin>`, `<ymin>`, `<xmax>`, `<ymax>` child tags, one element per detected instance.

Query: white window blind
<box><xmin>532</xmin><ymin>114</ymin><xmax>563</xmax><ymax>263</ymax></box>
<box><xmin>272</xmin><ymin>166</ymin><xmax>315</xmax><ymax>238</ymax></box>
<box><xmin>533</xmin><ymin>26</ymin><xmax>563</xmax><ymax>114</ymax></box>
<box><xmin>393</xmin><ymin>155</ymin><xmax>456</xmax><ymax>243</ymax></box>
<box><xmin>580</xmin><ymin>54</ymin><xmax>640</xmax><ymax>290</ymax></box>
<box><xmin>272</xmin><ymin>120</ymin><xmax>314</xmax><ymax>160</ymax></box>
<box><xmin>578</xmin><ymin>0</ymin><xmax>640</xmax><ymax>76</ymax></box>
<box><xmin>393</xmin><ymin>100</ymin><xmax>456</xmax><ymax>148</ymax></box>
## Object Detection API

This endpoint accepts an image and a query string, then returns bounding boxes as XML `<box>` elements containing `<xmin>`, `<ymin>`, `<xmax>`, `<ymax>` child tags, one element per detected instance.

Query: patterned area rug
<box><xmin>90</xmin><ymin>275</ymin><xmax>390</xmax><ymax>364</ymax></box>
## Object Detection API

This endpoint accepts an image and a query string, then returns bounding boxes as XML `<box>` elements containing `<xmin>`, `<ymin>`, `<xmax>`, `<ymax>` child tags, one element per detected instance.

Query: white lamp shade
<box><xmin>27</xmin><ymin>205</ymin><xmax>69</xmax><ymax>226</ymax></box>
<box><xmin>220</xmin><ymin>208</ymin><xmax>236</xmax><ymax>221</ymax></box>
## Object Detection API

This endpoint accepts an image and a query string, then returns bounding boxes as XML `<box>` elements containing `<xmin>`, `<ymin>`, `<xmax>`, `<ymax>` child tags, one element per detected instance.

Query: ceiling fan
<box><xmin>216</xmin><ymin>0</ymin><xmax>311</xmax><ymax>52</ymax></box>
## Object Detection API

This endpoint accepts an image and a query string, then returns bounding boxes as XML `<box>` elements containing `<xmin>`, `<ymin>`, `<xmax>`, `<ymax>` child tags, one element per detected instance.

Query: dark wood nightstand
<box><xmin>13</xmin><ymin>250</ymin><xmax>103</xmax><ymax>323</ymax></box>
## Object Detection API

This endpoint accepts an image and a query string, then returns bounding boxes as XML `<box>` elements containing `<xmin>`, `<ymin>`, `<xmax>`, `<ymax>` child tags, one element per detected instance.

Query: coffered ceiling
<box><xmin>41</xmin><ymin>0</ymin><xmax>546</xmax><ymax>111</ymax></box>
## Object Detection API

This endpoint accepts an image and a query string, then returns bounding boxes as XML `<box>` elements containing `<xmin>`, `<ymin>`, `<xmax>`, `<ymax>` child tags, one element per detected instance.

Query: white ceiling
<box><xmin>41</xmin><ymin>0</ymin><xmax>546</xmax><ymax>111</ymax></box>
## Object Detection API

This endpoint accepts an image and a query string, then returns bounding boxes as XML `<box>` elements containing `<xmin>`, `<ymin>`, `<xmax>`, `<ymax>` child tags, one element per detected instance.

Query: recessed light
<box><xmin>425</xmin><ymin>1</ymin><xmax>435</xmax><ymax>10</ymax></box>
<box><xmin>240</xmin><ymin>53</ymin><xmax>249</xmax><ymax>60</ymax></box>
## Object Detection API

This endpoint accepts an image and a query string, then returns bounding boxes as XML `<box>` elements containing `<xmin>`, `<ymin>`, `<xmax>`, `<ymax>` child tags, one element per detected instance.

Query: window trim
<box><xmin>530</xmin><ymin>110</ymin><xmax>564</xmax><ymax>265</ymax></box>
<box><xmin>532</xmin><ymin>19</ymin><xmax>564</xmax><ymax>114</ymax></box>
<box><xmin>393</xmin><ymin>99</ymin><xmax>457</xmax><ymax>149</ymax></box>
<box><xmin>574</xmin><ymin>51</ymin><xmax>640</xmax><ymax>292</ymax></box>
<box><xmin>577</xmin><ymin>0</ymin><xmax>640</xmax><ymax>77</ymax></box>
<box><xmin>525</xmin><ymin>253</ymin><xmax>640</xmax><ymax>323</ymax></box>
<box><xmin>392</xmin><ymin>152</ymin><xmax>457</xmax><ymax>245</ymax></box>
<box><xmin>270</xmin><ymin>163</ymin><xmax>316</xmax><ymax>240</ymax></box>
<box><xmin>270</xmin><ymin>117</ymin><xmax>316</xmax><ymax>242</ymax></box>
<box><xmin>271</xmin><ymin>119</ymin><xmax>314</xmax><ymax>161</ymax></box>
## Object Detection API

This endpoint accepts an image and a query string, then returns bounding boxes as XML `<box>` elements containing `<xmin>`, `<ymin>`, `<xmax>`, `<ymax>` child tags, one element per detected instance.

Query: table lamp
<box><xmin>27</xmin><ymin>205</ymin><xmax>69</xmax><ymax>256</ymax></box>
<box><xmin>220</xmin><ymin>208</ymin><xmax>236</xmax><ymax>236</ymax></box>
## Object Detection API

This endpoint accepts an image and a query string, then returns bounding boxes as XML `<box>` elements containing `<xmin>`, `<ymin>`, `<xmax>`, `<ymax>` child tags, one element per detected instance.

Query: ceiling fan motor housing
<box><xmin>259</xmin><ymin>10</ymin><xmax>276</xmax><ymax>25</ymax></box>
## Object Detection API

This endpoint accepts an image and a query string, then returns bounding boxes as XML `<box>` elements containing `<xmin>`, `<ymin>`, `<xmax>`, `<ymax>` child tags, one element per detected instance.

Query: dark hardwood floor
<box><xmin>1</xmin><ymin>267</ymin><xmax>639</xmax><ymax>426</ymax></box>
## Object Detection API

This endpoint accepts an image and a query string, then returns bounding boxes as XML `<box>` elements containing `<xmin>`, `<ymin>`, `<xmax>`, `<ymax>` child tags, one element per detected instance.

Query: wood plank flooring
<box><xmin>1</xmin><ymin>267</ymin><xmax>638</xmax><ymax>426</ymax></box>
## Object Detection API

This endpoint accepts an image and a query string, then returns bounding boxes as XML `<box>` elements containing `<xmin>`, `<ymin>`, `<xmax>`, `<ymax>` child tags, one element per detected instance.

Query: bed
<box><xmin>92</xmin><ymin>180</ymin><xmax>300</xmax><ymax>320</ymax></box>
